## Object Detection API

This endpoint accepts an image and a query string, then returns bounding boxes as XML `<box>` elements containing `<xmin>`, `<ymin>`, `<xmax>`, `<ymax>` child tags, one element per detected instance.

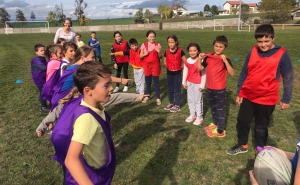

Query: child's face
<box><xmin>130</xmin><ymin>44</ymin><xmax>138</xmax><ymax>51</ymax></box>
<box><xmin>114</xmin><ymin>33</ymin><xmax>122</xmax><ymax>42</ymax></box>
<box><xmin>91</xmin><ymin>33</ymin><xmax>96</xmax><ymax>39</ymax></box>
<box><xmin>188</xmin><ymin>46</ymin><xmax>199</xmax><ymax>59</ymax></box>
<box><xmin>64</xmin><ymin>47</ymin><xmax>76</xmax><ymax>61</ymax></box>
<box><xmin>256</xmin><ymin>36</ymin><xmax>275</xmax><ymax>52</ymax></box>
<box><xmin>90</xmin><ymin>75</ymin><xmax>113</xmax><ymax>103</ymax></box>
<box><xmin>53</xmin><ymin>49</ymin><xmax>64</xmax><ymax>60</ymax></box>
<box><xmin>82</xmin><ymin>51</ymin><xmax>95</xmax><ymax>62</ymax></box>
<box><xmin>167</xmin><ymin>38</ymin><xmax>177</xmax><ymax>50</ymax></box>
<box><xmin>60</xmin><ymin>41</ymin><xmax>66</xmax><ymax>46</ymax></box>
<box><xmin>213</xmin><ymin>42</ymin><xmax>226</xmax><ymax>55</ymax></box>
<box><xmin>36</xmin><ymin>47</ymin><xmax>45</xmax><ymax>57</ymax></box>
<box><xmin>76</xmin><ymin>35</ymin><xmax>81</xmax><ymax>41</ymax></box>
<box><xmin>147</xmin><ymin>33</ymin><xmax>155</xmax><ymax>43</ymax></box>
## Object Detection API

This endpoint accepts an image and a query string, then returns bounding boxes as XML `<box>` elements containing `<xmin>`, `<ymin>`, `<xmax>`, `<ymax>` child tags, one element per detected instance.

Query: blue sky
<box><xmin>1</xmin><ymin>0</ymin><xmax>259</xmax><ymax>20</ymax></box>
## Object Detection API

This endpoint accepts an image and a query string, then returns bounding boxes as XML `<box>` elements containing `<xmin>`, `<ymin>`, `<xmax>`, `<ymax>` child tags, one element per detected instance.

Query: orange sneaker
<box><xmin>205</xmin><ymin>123</ymin><xmax>217</xmax><ymax>131</ymax></box>
<box><xmin>207</xmin><ymin>128</ymin><xmax>226</xmax><ymax>138</ymax></box>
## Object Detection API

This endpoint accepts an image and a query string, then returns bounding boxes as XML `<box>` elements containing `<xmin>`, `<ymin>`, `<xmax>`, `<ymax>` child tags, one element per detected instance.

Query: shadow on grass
<box><xmin>293</xmin><ymin>111</ymin><xmax>300</xmax><ymax>134</ymax></box>
<box><xmin>132</xmin><ymin>128</ymin><xmax>190</xmax><ymax>185</ymax></box>
<box><xmin>233</xmin><ymin>158</ymin><xmax>255</xmax><ymax>185</ymax></box>
<box><xmin>115</xmin><ymin>117</ymin><xmax>183</xmax><ymax>165</ymax></box>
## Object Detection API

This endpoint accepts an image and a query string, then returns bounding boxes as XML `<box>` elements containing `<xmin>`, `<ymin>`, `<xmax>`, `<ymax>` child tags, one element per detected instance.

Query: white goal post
<box><xmin>5</xmin><ymin>21</ymin><xmax>50</xmax><ymax>34</ymax></box>
<box><xmin>214</xmin><ymin>18</ymin><xmax>250</xmax><ymax>32</ymax></box>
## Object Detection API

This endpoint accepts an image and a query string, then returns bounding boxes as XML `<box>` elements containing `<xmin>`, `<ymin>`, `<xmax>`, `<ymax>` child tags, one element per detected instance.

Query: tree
<box><xmin>204</xmin><ymin>4</ymin><xmax>210</xmax><ymax>12</ymax></box>
<box><xmin>158</xmin><ymin>5</ymin><xmax>172</xmax><ymax>20</ymax></box>
<box><xmin>259</xmin><ymin>0</ymin><xmax>294</xmax><ymax>22</ymax></box>
<box><xmin>134</xmin><ymin>8</ymin><xmax>143</xmax><ymax>20</ymax></box>
<box><xmin>210</xmin><ymin>5</ymin><xmax>219</xmax><ymax>15</ymax></box>
<box><xmin>241</xmin><ymin>4</ymin><xmax>249</xmax><ymax>23</ymax></box>
<box><xmin>144</xmin><ymin>9</ymin><xmax>153</xmax><ymax>22</ymax></box>
<box><xmin>46</xmin><ymin>11</ymin><xmax>58</xmax><ymax>26</ymax></box>
<box><xmin>16</xmin><ymin>9</ymin><xmax>26</xmax><ymax>21</ymax></box>
<box><xmin>30</xmin><ymin>11</ymin><xmax>35</xmax><ymax>21</ymax></box>
<box><xmin>74</xmin><ymin>0</ymin><xmax>88</xmax><ymax>26</ymax></box>
<box><xmin>199</xmin><ymin>11</ymin><xmax>204</xmax><ymax>17</ymax></box>
<box><xmin>55</xmin><ymin>3</ymin><xmax>66</xmax><ymax>23</ymax></box>
<box><xmin>0</xmin><ymin>7</ymin><xmax>10</xmax><ymax>25</ymax></box>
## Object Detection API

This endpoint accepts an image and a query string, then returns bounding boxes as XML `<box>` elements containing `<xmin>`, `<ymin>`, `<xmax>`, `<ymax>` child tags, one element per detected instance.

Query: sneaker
<box><xmin>193</xmin><ymin>117</ymin><xmax>204</xmax><ymax>125</ymax></box>
<box><xmin>123</xmin><ymin>86</ymin><xmax>128</xmax><ymax>92</ymax></box>
<box><xmin>226</xmin><ymin>144</ymin><xmax>248</xmax><ymax>155</ymax></box>
<box><xmin>207</xmin><ymin>127</ymin><xmax>226</xmax><ymax>138</ymax></box>
<box><xmin>142</xmin><ymin>97</ymin><xmax>149</xmax><ymax>103</ymax></box>
<box><xmin>205</xmin><ymin>123</ymin><xmax>217</xmax><ymax>131</ymax></box>
<box><xmin>156</xmin><ymin>99</ymin><xmax>161</xmax><ymax>106</ymax></box>
<box><xmin>113</xmin><ymin>87</ymin><xmax>119</xmax><ymax>93</ymax></box>
<box><xmin>170</xmin><ymin>105</ymin><xmax>181</xmax><ymax>113</ymax></box>
<box><xmin>185</xmin><ymin>115</ymin><xmax>195</xmax><ymax>123</ymax></box>
<box><xmin>41</xmin><ymin>107</ymin><xmax>50</xmax><ymax>113</ymax></box>
<box><xmin>164</xmin><ymin>104</ymin><xmax>173</xmax><ymax>110</ymax></box>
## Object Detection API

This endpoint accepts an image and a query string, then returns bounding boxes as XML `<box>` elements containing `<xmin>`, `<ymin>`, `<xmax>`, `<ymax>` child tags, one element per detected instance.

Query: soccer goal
<box><xmin>5</xmin><ymin>21</ymin><xmax>50</xmax><ymax>34</ymax></box>
<box><xmin>213</xmin><ymin>18</ymin><xmax>250</xmax><ymax>32</ymax></box>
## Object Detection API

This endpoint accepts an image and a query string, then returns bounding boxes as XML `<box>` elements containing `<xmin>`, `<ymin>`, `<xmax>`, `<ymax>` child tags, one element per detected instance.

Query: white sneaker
<box><xmin>185</xmin><ymin>115</ymin><xmax>195</xmax><ymax>123</ymax></box>
<box><xmin>193</xmin><ymin>117</ymin><xmax>204</xmax><ymax>126</ymax></box>
<box><xmin>113</xmin><ymin>87</ymin><xmax>119</xmax><ymax>93</ymax></box>
<box><xmin>123</xmin><ymin>86</ymin><xmax>128</xmax><ymax>92</ymax></box>
<box><xmin>156</xmin><ymin>99</ymin><xmax>161</xmax><ymax>105</ymax></box>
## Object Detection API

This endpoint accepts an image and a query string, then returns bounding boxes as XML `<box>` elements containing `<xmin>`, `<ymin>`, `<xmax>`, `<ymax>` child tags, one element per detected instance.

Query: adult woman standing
<box><xmin>54</xmin><ymin>18</ymin><xmax>76</xmax><ymax>44</ymax></box>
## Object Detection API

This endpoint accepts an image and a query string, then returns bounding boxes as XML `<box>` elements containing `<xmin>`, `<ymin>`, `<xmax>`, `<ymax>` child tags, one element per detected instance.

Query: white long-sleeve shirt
<box><xmin>182</xmin><ymin>57</ymin><xmax>206</xmax><ymax>89</ymax></box>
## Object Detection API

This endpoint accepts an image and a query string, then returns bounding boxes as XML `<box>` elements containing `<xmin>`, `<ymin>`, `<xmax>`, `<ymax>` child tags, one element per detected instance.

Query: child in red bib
<box><xmin>140</xmin><ymin>30</ymin><xmax>162</xmax><ymax>105</ymax></box>
<box><xmin>198</xmin><ymin>35</ymin><xmax>234</xmax><ymax>138</ymax></box>
<box><xmin>164</xmin><ymin>34</ymin><xmax>186</xmax><ymax>112</ymax></box>
<box><xmin>226</xmin><ymin>24</ymin><xmax>294</xmax><ymax>155</ymax></box>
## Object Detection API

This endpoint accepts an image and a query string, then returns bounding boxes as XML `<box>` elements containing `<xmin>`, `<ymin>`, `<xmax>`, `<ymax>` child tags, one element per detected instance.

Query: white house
<box><xmin>223</xmin><ymin>1</ymin><xmax>259</xmax><ymax>15</ymax></box>
<box><xmin>172</xmin><ymin>6</ymin><xmax>188</xmax><ymax>17</ymax></box>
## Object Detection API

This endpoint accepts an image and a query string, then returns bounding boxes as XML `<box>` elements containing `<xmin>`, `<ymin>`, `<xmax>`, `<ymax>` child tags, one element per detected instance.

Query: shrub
<box><xmin>254</xmin><ymin>19</ymin><xmax>260</xmax><ymax>24</ymax></box>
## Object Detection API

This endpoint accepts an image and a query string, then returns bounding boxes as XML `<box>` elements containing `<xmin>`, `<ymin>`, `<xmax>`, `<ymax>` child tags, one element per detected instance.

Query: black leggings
<box><xmin>115</xmin><ymin>63</ymin><xmax>129</xmax><ymax>87</ymax></box>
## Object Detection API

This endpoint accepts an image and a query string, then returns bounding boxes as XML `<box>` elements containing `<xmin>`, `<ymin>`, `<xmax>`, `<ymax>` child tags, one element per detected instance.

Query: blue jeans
<box><xmin>166</xmin><ymin>73</ymin><xmax>181</xmax><ymax>106</ymax></box>
<box><xmin>145</xmin><ymin>75</ymin><xmax>160</xmax><ymax>99</ymax></box>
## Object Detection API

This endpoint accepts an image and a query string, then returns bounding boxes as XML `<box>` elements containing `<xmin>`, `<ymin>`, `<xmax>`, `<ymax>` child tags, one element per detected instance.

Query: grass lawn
<box><xmin>0</xmin><ymin>28</ymin><xmax>300</xmax><ymax>184</ymax></box>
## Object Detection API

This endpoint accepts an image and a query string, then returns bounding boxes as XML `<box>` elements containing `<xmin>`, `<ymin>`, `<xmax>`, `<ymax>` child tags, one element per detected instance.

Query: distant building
<box><xmin>222</xmin><ymin>1</ymin><xmax>259</xmax><ymax>15</ymax></box>
<box><xmin>292</xmin><ymin>8</ymin><xmax>300</xmax><ymax>20</ymax></box>
<box><xmin>172</xmin><ymin>6</ymin><xmax>188</xmax><ymax>17</ymax></box>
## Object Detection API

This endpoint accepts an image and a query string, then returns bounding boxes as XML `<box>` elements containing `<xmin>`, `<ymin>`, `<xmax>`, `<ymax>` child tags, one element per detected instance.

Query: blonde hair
<box><xmin>58</xmin><ymin>87</ymin><xmax>80</xmax><ymax>104</ymax></box>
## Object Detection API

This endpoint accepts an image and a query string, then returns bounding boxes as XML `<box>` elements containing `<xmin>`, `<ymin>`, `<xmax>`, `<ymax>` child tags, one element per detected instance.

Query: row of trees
<box><xmin>0</xmin><ymin>7</ymin><xmax>32</xmax><ymax>25</ymax></box>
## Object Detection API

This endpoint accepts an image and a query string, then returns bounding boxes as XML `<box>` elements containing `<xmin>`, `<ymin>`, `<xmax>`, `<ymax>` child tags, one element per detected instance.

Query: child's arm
<box><xmin>139</xmin><ymin>49</ymin><xmax>149</xmax><ymax>59</ymax></box>
<box><xmin>294</xmin><ymin>151</ymin><xmax>300</xmax><ymax>185</ymax></box>
<box><xmin>199</xmin><ymin>67</ymin><xmax>206</xmax><ymax>91</ymax></box>
<box><xmin>181</xmin><ymin>55</ymin><xmax>187</xmax><ymax>69</ymax></box>
<box><xmin>182</xmin><ymin>64</ymin><xmax>188</xmax><ymax>89</ymax></box>
<box><xmin>221</xmin><ymin>55</ymin><xmax>234</xmax><ymax>76</ymax></box>
<box><xmin>163</xmin><ymin>57</ymin><xmax>167</xmax><ymax>66</ymax></box>
<box><xmin>198</xmin><ymin>53</ymin><xmax>206</xmax><ymax>71</ymax></box>
<box><xmin>109</xmin><ymin>51</ymin><xmax>124</xmax><ymax>56</ymax></box>
<box><xmin>65</xmin><ymin>141</ymin><xmax>93</xmax><ymax>185</ymax></box>
<box><xmin>111</xmin><ymin>76</ymin><xmax>132</xmax><ymax>85</ymax></box>
<box><xmin>249</xmin><ymin>170</ymin><xmax>259</xmax><ymax>185</ymax></box>
<box><xmin>279</xmin><ymin>51</ymin><xmax>294</xmax><ymax>110</ymax></box>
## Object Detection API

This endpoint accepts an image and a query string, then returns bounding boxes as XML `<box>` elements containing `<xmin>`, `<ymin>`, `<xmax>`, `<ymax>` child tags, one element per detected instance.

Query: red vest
<box><xmin>165</xmin><ymin>48</ymin><xmax>183</xmax><ymax>71</ymax></box>
<box><xmin>239</xmin><ymin>46</ymin><xmax>285</xmax><ymax>105</ymax></box>
<box><xmin>113</xmin><ymin>40</ymin><xmax>129</xmax><ymax>63</ymax></box>
<box><xmin>142</xmin><ymin>42</ymin><xmax>160</xmax><ymax>63</ymax></box>
<box><xmin>129</xmin><ymin>48</ymin><xmax>143</xmax><ymax>68</ymax></box>
<box><xmin>205</xmin><ymin>53</ymin><xmax>227</xmax><ymax>90</ymax></box>
<box><xmin>185</xmin><ymin>59</ymin><xmax>201</xmax><ymax>84</ymax></box>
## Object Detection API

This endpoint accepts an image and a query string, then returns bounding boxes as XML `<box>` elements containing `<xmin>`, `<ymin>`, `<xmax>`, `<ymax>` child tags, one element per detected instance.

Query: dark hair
<box><xmin>63</xmin><ymin>18</ymin><xmax>72</xmax><ymax>27</ymax></box>
<box><xmin>63</xmin><ymin>42</ymin><xmax>77</xmax><ymax>53</ymax></box>
<box><xmin>255</xmin><ymin>24</ymin><xmax>275</xmax><ymax>39</ymax></box>
<box><xmin>91</xmin><ymin>31</ymin><xmax>96</xmax><ymax>35</ymax></box>
<box><xmin>167</xmin><ymin>34</ymin><xmax>179</xmax><ymax>46</ymax></box>
<box><xmin>45</xmin><ymin>44</ymin><xmax>63</xmax><ymax>60</ymax></box>
<box><xmin>34</xmin><ymin>44</ymin><xmax>45</xmax><ymax>51</ymax></box>
<box><xmin>72</xmin><ymin>46</ymin><xmax>96</xmax><ymax>65</ymax></box>
<box><xmin>75</xmin><ymin>33</ymin><xmax>81</xmax><ymax>37</ymax></box>
<box><xmin>186</xmin><ymin>43</ymin><xmax>201</xmax><ymax>54</ymax></box>
<box><xmin>129</xmin><ymin>38</ymin><xmax>138</xmax><ymax>45</ymax></box>
<box><xmin>213</xmin><ymin>35</ymin><xmax>228</xmax><ymax>48</ymax></box>
<box><xmin>74</xmin><ymin>61</ymin><xmax>112</xmax><ymax>94</ymax></box>
<box><xmin>146</xmin><ymin>30</ymin><xmax>156</xmax><ymax>37</ymax></box>
<box><xmin>113</xmin><ymin>31</ymin><xmax>122</xmax><ymax>38</ymax></box>
<box><xmin>57</xmin><ymin>38</ymin><xmax>66</xmax><ymax>45</ymax></box>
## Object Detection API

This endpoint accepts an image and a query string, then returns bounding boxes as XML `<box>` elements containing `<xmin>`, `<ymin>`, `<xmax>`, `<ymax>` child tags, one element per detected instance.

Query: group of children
<box><xmin>30</xmin><ymin>24</ymin><xmax>296</xmax><ymax>184</ymax></box>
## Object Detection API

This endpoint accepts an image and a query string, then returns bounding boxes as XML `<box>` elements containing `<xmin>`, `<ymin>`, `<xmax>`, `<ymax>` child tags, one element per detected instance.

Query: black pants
<box><xmin>207</xmin><ymin>88</ymin><xmax>226</xmax><ymax>131</ymax></box>
<box><xmin>115</xmin><ymin>63</ymin><xmax>129</xmax><ymax>87</ymax></box>
<box><xmin>236</xmin><ymin>98</ymin><xmax>275</xmax><ymax>147</ymax></box>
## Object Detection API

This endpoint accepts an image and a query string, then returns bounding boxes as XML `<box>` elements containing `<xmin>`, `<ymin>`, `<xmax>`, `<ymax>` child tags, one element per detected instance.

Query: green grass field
<box><xmin>1</xmin><ymin>28</ymin><xmax>300</xmax><ymax>184</ymax></box>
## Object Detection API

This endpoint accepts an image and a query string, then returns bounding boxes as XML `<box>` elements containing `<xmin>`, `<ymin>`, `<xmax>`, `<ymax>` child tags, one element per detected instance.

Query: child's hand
<box><xmin>220</xmin><ymin>54</ymin><xmax>227</xmax><ymax>61</ymax></box>
<box><xmin>198</xmin><ymin>53</ymin><xmax>205</xmax><ymax>59</ymax></box>
<box><xmin>139</xmin><ymin>94</ymin><xmax>150</xmax><ymax>101</ymax></box>
<box><xmin>236</xmin><ymin>96</ymin><xmax>243</xmax><ymax>105</ymax></box>
<box><xmin>121</xmin><ymin>78</ymin><xmax>132</xmax><ymax>85</ymax></box>
<box><xmin>114</xmin><ymin>63</ymin><xmax>118</xmax><ymax>69</ymax></box>
<box><xmin>143</xmin><ymin>50</ymin><xmax>149</xmax><ymax>56</ymax></box>
<box><xmin>109</xmin><ymin>52</ymin><xmax>115</xmax><ymax>56</ymax></box>
<box><xmin>280</xmin><ymin>102</ymin><xmax>290</xmax><ymax>110</ymax></box>
<box><xmin>154</xmin><ymin>46</ymin><xmax>161</xmax><ymax>53</ymax></box>
<box><xmin>249</xmin><ymin>170</ymin><xmax>259</xmax><ymax>185</ymax></box>
<box><xmin>199</xmin><ymin>87</ymin><xmax>204</xmax><ymax>92</ymax></box>
<box><xmin>182</xmin><ymin>84</ymin><xmax>188</xmax><ymax>89</ymax></box>
<box><xmin>90</xmin><ymin>43</ymin><xmax>94</xmax><ymax>46</ymax></box>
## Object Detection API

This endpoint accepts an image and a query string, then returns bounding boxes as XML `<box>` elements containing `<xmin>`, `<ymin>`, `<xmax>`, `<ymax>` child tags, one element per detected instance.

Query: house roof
<box><xmin>223</xmin><ymin>1</ymin><xmax>245</xmax><ymax>6</ymax></box>
<box><xmin>248</xmin><ymin>3</ymin><xmax>257</xmax><ymax>7</ymax></box>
